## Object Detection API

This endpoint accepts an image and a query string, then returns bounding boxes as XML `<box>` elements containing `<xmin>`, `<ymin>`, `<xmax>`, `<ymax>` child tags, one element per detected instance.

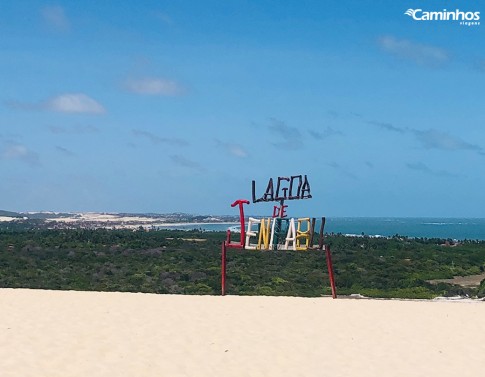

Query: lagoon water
<box><xmin>158</xmin><ymin>217</ymin><xmax>485</xmax><ymax>240</ymax></box>
<box><xmin>324</xmin><ymin>218</ymin><xmax>485</xmax><ymax>240</ymax></box>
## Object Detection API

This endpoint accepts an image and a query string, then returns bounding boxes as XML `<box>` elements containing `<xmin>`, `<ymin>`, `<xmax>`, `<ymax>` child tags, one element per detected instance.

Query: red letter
<box><xmin>227</xmin><ymin>199</ymin><xmax>250</xmax><ymax>248</ymax></box>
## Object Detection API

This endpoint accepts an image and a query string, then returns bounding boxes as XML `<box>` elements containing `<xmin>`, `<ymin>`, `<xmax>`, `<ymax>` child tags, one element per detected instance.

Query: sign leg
<box><xmin>325</xmin><ymin>245</ymin><xmax>337</xmax><ymax>299</ymax></box>
<box><xmin>221</xmin><ymin>242</ymin><xmax>227</xmax><ymax>296</ymax></box>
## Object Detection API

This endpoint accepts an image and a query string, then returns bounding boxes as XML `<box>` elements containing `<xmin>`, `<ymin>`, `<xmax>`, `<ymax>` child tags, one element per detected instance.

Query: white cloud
<box><xmin>4</xmin><ymin>100</ymin><xmax>39</xmax><ymax>111</ymax></box>
<box><xmin>268</xmin><ymin>118</ymin><xmax>304</xmax><ymax>150</ymax></box>
<box><xmin>412</xmin><ymin>129</ymin><xmax>482</xmax><ymax>152</ymax></box>
<box><xmin>133</xmin><ymin>130</ymin><xmax>189</xmax><ymax>147</ymax></box>
<box><xmin>308</xmin><ymin>127</ymin><xmax>344</xmax><ymax>140</ymax></box>
<box><xmin>227</xmin><ymin>145</ymin><xmax>248</xmax><ymax>158</ymax></box>
<box><xmin>154</xmin><ymin>12</ymin><xmax>173</xmax><ymax>25</ymax></box>
<box><xmin>367</xmin><ymin>121</ymin><xmax>405</xmax><ymax>133</ymax></box>
<box><xmin>368</xmin><ymin>119</ymin><xmax>485</xmax><ymax>156</ymax></box>
<box><xmin>268</xmin><ymin>118</ymin><xmax>301</xmax><ymax>141</ymax></box>
<box><xmin>475</xmin><ymin>59</ymin><xmax>485</xmax><ymax>72</ymax></box>
<box><xmin>406</xmin><ymin>162</ymin><xmax>457</xmax><ymax>177</ymax></box>
<box><xmin>215</xmin><ymin>139</ymin><xmax>248</xmax><ymax>158</ymax></box>
<box><xmin>41</xmin><ymin>5</ymin><xmax>70</xmax><ymax>31</ymax></box>
<box><xmin>1</xmin><ymin>143</ymin><xmax>40</xmax><ymax>167</ymax></box>
<box><xmin>378</xmin><ymin>36</ymin><xmax>449</xmax><ymax>67</ymax></box>
<box><xmin>327</xmin><ymin>161</ymin><xmax>357</xmax><ymax>180</ymax></box>
<box><xmin>55</xmin><ymin>146</ymin><xmax>75</xmax><ymax>156</ymax></box>
<box><xmin>45</xmin><ymin>94</ymin><xmax>106</xmax><ymax>114</ymax></box>
<box><xmin>125</xmin><ymin>78</ymin><xmax>185</xmax><ymax>96</ymax></box>
<box><xmin>170</xmin><ymin>155</ymin><xmax>205</xmax><ymax>171</ymax></box>
<box><xmin>5</xmin><ymin>94</ymin><xmax>105</xmax><ymax>114</ymax></box>
<box><xmin>48</xmin><ymin>125</ymin><xmax>99</xmax><ymax>134</ymax></box>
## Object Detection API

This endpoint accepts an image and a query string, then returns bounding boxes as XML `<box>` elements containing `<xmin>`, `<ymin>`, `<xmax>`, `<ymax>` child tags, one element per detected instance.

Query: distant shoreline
<box><xmin>157</xmin><ymin>222</ymin><xmax>239</xmax><ymax>227</ymax></box>
<box><xmin>2</xmin><ymin>213</ymin><xmax>485</xmax><ymax>240</ymax></box>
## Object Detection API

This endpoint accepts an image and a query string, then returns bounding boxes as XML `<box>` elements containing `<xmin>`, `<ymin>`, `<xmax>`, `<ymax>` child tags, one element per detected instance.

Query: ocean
<box><xmin>158</xmin><ymin>217</ymin><xmax>485</xmax><ymax>241</ymax></box>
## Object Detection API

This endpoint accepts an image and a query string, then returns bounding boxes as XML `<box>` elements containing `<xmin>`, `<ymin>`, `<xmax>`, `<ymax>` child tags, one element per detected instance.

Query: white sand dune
<box><xmin>0</xmin><ymin>216</ymin><xmax>20</xmax><ymax>222</ymax></box>
<box><xmin>1</xmin><ymin>289</ymin><xmax>484</xmax><ymax>377</ymax></box>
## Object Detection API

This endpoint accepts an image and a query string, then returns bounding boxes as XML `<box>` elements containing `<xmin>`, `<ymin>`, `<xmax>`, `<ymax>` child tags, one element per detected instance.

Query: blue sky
<box><xmin>1</xmin><ymin>0</ymin><xmax>484</xmax><ymax>217</ymax></box>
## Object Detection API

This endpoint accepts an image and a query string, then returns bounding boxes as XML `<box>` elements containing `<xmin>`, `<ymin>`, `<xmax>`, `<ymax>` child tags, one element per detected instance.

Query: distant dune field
<box><xmin>1</xmin><ymin>289</ymin><xmax>484</xmax><ymax>377</ymax></box>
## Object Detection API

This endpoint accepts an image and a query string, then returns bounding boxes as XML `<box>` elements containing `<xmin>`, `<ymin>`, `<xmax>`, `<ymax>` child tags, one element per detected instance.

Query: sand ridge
<box><xmin>1</xmin><ymin>289</ymin><xmax>484</xmax><ymax>377</ymax></box>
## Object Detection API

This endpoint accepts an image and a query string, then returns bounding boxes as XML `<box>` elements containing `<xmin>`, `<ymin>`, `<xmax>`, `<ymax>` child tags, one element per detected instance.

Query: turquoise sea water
<box><xmin>324</xmin><ymin>218</ymin><xmax>485</xmax><ymax>240</ymax></box>
<box><xmin>158</xmin><ymin>218</ymin><xmax>485</xmax><ymax>240</ymax></box>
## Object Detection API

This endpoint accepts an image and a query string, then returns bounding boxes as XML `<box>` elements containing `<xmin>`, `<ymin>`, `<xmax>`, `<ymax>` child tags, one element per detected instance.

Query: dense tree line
<box><xmin>1</xmin><ymin>228</ymin><xmax>485</xmax><ymax>299</ymax></box>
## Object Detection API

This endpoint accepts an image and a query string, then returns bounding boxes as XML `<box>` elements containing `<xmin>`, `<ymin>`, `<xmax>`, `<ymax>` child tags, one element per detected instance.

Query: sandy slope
<box><xmin>1</xmin><ymin>289</ymin><xmax>484</xmax><ymax>377</ymax></box>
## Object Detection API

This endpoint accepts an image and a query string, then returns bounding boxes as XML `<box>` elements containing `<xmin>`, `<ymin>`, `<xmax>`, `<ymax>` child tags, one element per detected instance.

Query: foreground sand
<box><xmin>1</xmin><ymin>289</ymin><xmax>484</xmax><ymax>377</ymax></box>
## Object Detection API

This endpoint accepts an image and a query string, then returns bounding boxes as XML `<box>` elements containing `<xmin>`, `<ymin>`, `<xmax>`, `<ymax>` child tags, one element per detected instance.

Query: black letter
<box><xmin>252</xmin><ymin>180</ymin><xmax>261</xmax><ymax>203</ymax></box>
<box><xmin>289</xmin><ymin>175</ymin><xmax>302</xmax><ymax>200</ymax></box>
<box><xmin>275</xmin><ymin>177</ymin><xmax>290</xmax><ymax>201</ymax></box>
<box><xmin>301</xmin><ymin>175</ymin><xmax>312</xmax><ymax>199</ymax></box>
<box><xmin>262</xmin><ymin>178</ymin><xmax>274</xmax><ymax>202</ymax></box>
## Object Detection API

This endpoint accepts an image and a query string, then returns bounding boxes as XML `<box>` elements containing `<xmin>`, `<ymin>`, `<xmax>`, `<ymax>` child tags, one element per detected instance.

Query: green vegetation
<box><xmin>1</xmin><ymin>228</ymin><xmax>485</xmax><ymax>299</ymax></box>
<box><xmin>478</xmin><ymin>279</ymin><xmax>485</xmax><ymax>298</ymax></box>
